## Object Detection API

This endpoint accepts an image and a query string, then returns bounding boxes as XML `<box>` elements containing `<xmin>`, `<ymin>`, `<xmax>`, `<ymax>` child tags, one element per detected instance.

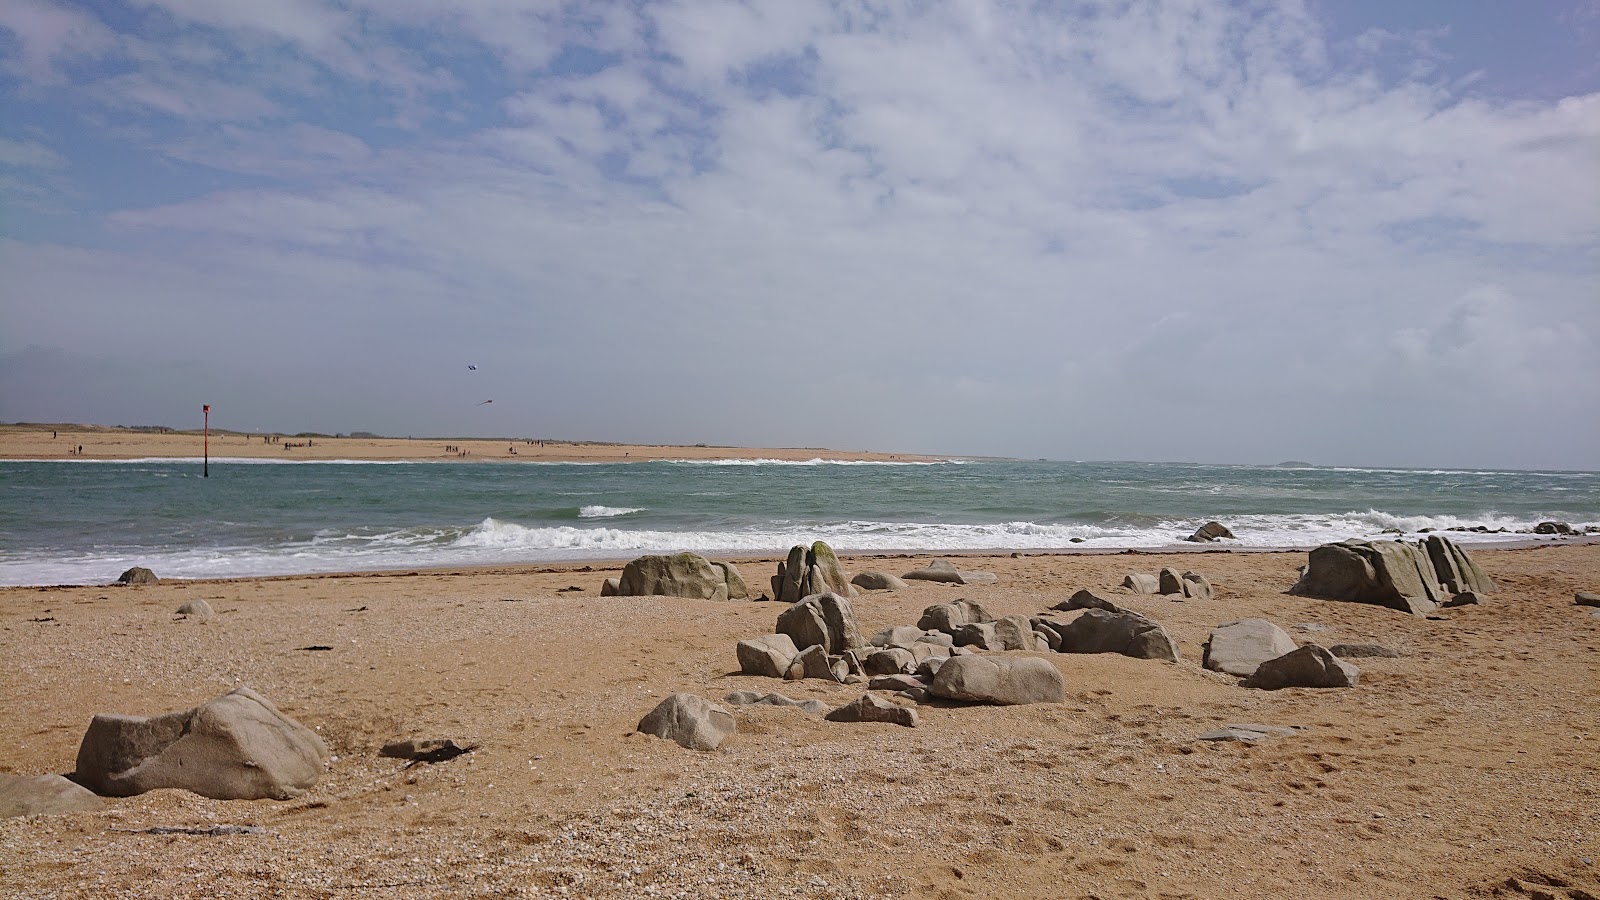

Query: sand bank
<box><xmin>0</xmin><ymin>424</ymin><xmax>939</xmax><ymax>464</ymax></box>
<box><xmin>3</xmin><ymin>545</ymin><xmax>1597</xmax><ymax>898</ymax></box>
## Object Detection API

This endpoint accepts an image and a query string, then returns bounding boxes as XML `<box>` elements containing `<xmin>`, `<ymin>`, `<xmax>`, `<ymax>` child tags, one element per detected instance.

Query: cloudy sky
<box><xmin>1</xmin><ymin>1</ymin><xmax>1596</xmax><ymax>469</ymax></box>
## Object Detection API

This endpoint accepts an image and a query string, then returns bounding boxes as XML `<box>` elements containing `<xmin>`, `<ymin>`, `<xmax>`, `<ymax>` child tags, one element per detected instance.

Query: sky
<box><xmin>0</xmin><ymin>1</ymin><xmax>1596</xmax><ymax>470</ymax></box>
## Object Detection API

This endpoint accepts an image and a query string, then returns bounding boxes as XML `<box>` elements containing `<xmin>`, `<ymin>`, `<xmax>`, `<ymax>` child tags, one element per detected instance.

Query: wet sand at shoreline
<box><xmin>3</xmin><ymin>545</ymin><xmax>1598</xmax><ymax>898</ymax></box>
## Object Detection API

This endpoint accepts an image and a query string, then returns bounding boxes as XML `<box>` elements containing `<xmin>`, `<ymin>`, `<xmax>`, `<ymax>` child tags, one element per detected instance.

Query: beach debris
<box><xmin>1122</xmin><ymin>572</ymin><xmax>1160</xmax><ymax>594</ymax></box>
<box><xmin>380</xmin><ymin>738</ymin><xmax>475</xmax><ymax>764</ymax></box>
<box><xmin>1328</xmin><ymin>643</ymin><xmax>1401</xmax><ymax>659</ymax></box>
<box><xmin>557</xmin><ymin>585</ymin><xmax>584</xmax><ymax>592</ymax></box>
<box><xmin>1198</xmin><ymin>724</ymin><xmax>1302</xmax><ymax>742</ymax></box>
<box><xmin>735</xmin><ymin>633</ymin><xmax>800</xmax><ymax>678</ymax></box>
<box><xmin>851</xmin><ymin>571</ymin><xmax>908</xmax><ymax>592</ymax></box>
<box><xmin>1290</xmin><ymin>536</ymin><xmax>1492</xmax><ymax>616</ymax></box>
<box><xmin>1244</xmin><ymin>645</ymin><xmax>1360</xmax><ymax>690</ymax></box>
<box><xmin>115</xmin><ymin>566</ymin><xmax>158</xmax><ymax>586</ymax></box>
<box><xmin>1573</xmin><ymin>592</ymin><xmax>1600</xmax><ymax>608</ymax></box>
<box><xmin>825</xmin><ymin>694</ymin><xmax>919</xmax><ymax>727</ymax></box>
<box><xmin>928</xmin><ymin>655</ymin><xmax>1065</xmax><ymax>706</ymax></box>
<box><xmin>1203</xmin><ymin>619</ymin><xmax>1298</xmax><ymax>677</ymax></box>
<box><xmin>297</xmin><ymin>645</ymin><xmax>334</xmax><ymax>651</ymax></box>
<box><xmin>722</xmin><ymin>691</ymin><xmax>828</xmax><ymax>715</ymax></box>
<box><xmin>776</xmin><ymin>592</ymin><xmax>864</xmax><ymax>656</ymax></box>
<box><xmin>73</xmin><ymin>686</ymin><xmax>330</xmax><ymax>800</ymax></box>
<box><xmin>1185</xmin><ymin>521</ymin><xmax>1236</xmax><ymax>542</ymax></box>
<box><xmin>1051</xmin><ymin>589</ymin><xmax>1129</xmax><ymax>614</ymax></box>
<box><xmin>636</xmin><ymin>694</ymin><xmax>735</xmax><ymax>751</ymax></box>
<box><xmin>118</xmin><ymin>825</ymin><xmax>266</xmax><ymax>836</ymax></box>
<box><xmin>0</xmin><ymin>774</ymin><xmax>105</xmax><ymax>819</ymax></box>
<box><xmin>1055</xmin><ymin>609</ymin><xmax>1180</xmax><ymax>662</ymax></box>
<box><xmin>176</xmin><ymin>599</ymin><xmax>213</xmax><ymax>617</ymax></box>
<box><xmin>902</xmin><ymin>558</ymin><xmax>997</xmax><ymax>585</ymax></box>
<box><xmin>615</xmin><ymin>553</ymin><xmax>749</xmax><ymax>602</ymax></box>
<box><xmin>773</xmin><ymin>542</ymin><xmax>856</xmax><ymax>603</ymax></box>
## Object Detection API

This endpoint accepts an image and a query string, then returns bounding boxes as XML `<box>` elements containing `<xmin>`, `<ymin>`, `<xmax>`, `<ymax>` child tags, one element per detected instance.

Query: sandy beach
<box><xmin>0</xmin><ymin>424</ymin><xmax>940</xmax><ymax>464</ymax></box>
<box><xmin>2</xmin><ymin>543</ymin><xmax>1598</xmax><ymax>899</ymax></box>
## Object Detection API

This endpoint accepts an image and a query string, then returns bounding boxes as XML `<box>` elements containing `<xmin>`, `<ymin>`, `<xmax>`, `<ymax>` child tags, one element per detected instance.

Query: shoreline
<box><xmin>0</xmin><ymin>423</ymin><xmax>948</xmax><ymax>464</ymax></box>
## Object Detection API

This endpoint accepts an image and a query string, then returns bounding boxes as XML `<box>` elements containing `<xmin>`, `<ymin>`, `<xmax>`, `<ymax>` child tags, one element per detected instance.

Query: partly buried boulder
<box><xmin>851</xmin><ymin>571</ymin><xmax>908</xmax><ymax>592</ymax></box>
<box><xmin>1056</xmin><ymin>609</ymin><xmax>1180</xmax><ymax>662</ymax></box>
<box><xmin>1203</xmin><ymin>619</ymin><xmax>1297</xmax><ymax>677</ymax></box>
<box><xmin>917</xmin><ymin>599</ymin><xmax>995</xmax><ymax>635</ymax></box>
<box><xmin>1244</xmin><ymin>645</ymin><xmax>1359</xmax><ymax>690</ymax></box>
<box><xmin>116</xmin><ymin>566</ymin><xmax>158</xmax><ymax>585</ymax></box>
<box><xmin>1122</xmin><ymin>573</ymin><xmax>1160</xmax><ymax>594</ymax></box>
<box><xmin>637</xmin><ymin>694</ymin><xmax>735</xmax><ymax>751</ymax></box>
<box><xmin>776</xmin><ymin>592</ymin><xmax>864</xmax><ymax>655</ymax></box>
<box><xmin>928</xmin><ymin>655</ymin><xmax>1064</xmax><ymax>705</ymax></box>
<box><xmin>1051</xmin><ymin>589</ymin><xmax>1129</xmax><ymax>614</ymax></box>
<box><xmin>73</xmin><ymin>687</ymin><xmax>329</xmax><ymax>800</ymax></box>
<box><xmin>1290</xmin><ymin>539</ymin><xmax>1458</xmax><ymax>615</ymax></box>
<box><xmin>825</xmin><ymin>694</ymin><xmax>919</xmax><ymax>727</ymax></box>
<box><xmin>772</xmin><ymin>542</ymin><xmax>856</xmax><ymax>603</ymax></box>
<box><xmin>0</xmin><ymin>774</ymin><xmax>104</xmax><ymax>819</ymax></box>
<box><xmin>736</xmin><ymin>633</ymin><xmax>800</xmax><ymax>677</ymax></box>
<box><xmin>1185</xmin><ymin>521</ymin><xmax>1235</xmax><ymax>542</ymax></box>
<box><xmin>176</xmin><ymin>600</ymin><xmax>213</xmax><ymax>617</ymax></box>
<box><xmin>903</xmin><ymin>559</ymin><xmax>997</xmax><ymax>585</ymax></box>
<box><xmin>617</xmin><ymin>553</ymin><xmax>748</xmax><ymax>601</ymax></box>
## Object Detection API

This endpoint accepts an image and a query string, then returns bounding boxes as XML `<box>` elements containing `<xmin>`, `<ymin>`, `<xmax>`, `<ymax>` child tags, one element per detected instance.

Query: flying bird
<box><xmin>467</xmin><ymin>364</ymin><xmax>478</xmax><ymax>370</ymax></box>
<box><xmin>476</xmin><ymin>399</ymin><xmax>493</xmax><ymax>406</ymax></box>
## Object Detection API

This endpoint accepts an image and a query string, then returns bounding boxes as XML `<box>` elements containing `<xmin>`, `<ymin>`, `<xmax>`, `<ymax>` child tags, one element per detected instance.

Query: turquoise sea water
<box><xmin>1</xmin><ymin>457</ymin><xmax>1596</xmax><ymax>586</ymax></box>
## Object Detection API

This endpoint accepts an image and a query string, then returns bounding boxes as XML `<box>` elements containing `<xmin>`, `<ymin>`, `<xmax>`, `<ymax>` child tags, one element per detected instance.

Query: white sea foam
<box><xmin>660</xmin><ymin>458</ymin><xmax>966</xmax><ymax>467</ymax></box>
<box><xmin>578</xmin><ymin>505</ymin><xmax>644</xmax><ymax>518</ymax></box>
<box><xmin>3</xmin><ymin>512</ymin><xmax>1591</xmax><ymax>587</ymax></box>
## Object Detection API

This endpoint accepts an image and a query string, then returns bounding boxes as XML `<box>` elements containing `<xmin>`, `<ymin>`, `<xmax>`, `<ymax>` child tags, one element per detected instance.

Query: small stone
<box><xmin>1575</xmin><ymin>591</ymin><xmax>1600</xmax><ymax>608</ymax></box>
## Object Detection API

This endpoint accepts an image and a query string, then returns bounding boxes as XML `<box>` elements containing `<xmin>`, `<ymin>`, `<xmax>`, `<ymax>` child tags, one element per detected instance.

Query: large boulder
<box><xmin>1203</xmin><ymin>619</ymin><xmax>1298</xmax><ymax>677</ymax></box>
<box><xmin>1122</xmin><ymin>573</ymin><xmax>1160</xmax><ymax>594</ymax></box>
<box><xmin>1185</xmin><ymin>521</ymin><xmax>1235</xmax><ymax>542</ymax></box>
<box><xmin>1421</xmin><ymin>535</ymin><xmax>1495</xmax><ymax>595</ymax></box>
<box><xmin>1289</xmin><ymin>539</ymin><xmax>1453</xmax><ymax>615</ymax></box>
<box><xmin>116</xmin><ymin>567</ymin><xmax>158</xmax><ymax>585</ymax></box>
<box><xmin>0</xmin><ymin>774</ymin><xmax>104</xmax><ymax>819</ymax></box>
<box><xmin>1157</xmin><ymin>568</ymin><xmax>1185</xmax><ymax>596</ymax></box>
<box><xmin>617</xmin><ymin>553</ymin><xmax>748</xmax><ymax>601</ymax></box>
<box><xmin>776</xmin><ymin>592</ymin><xmax>864</xmax><ymax>655</ymax></box>
<box><xmin>990</xmin><ymin>614</ymin><xmax>1038</xmax><ymax>651</ymax></box>
<box><xmin>1056</xmin><ymin>609</ymin><xmax>1180</xmax><ymax>662</ymax></box>
<box><xmin>72</xmin><ymin>687</ymin><xmax>329</xmax><ymax>800</ymax></box>
<box><xmin>736</xmin><ymin>633</ymin><xmax>800</xmax><ymax>678</ymax></box>
<box><xmin>1244</xmin><ymin>645</ymin><xmax>1360</xmax><ymax>690</ymax></box>
<box><xmin>772</xmin><ymin>542</ymin><xmax>856</xmax><ymax>603</ymax></box>
<box><xmin>916</xmin><ymin>599</ymin><xmax>995</xmax><ymax>634</ymax></box>
<box><xmin>636</xmin><ymin>694</ymin><xmax>735</xmax><ymax>751</ymax></box>
<box><xmin>928</xmin><ymin>655</ymin><xmax>1064</xmax><ymax>705</ymax></box>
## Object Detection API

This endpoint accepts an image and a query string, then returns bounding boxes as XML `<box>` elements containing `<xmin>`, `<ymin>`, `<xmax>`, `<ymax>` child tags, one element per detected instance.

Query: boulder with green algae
<box><xmin>771</xmin><ymin>541</ymin><xmax>857</xmax><ymax>603</ymax></box>
<box><xmin>616</xmin><ymin>553</ymin><xmax>749</xmax><ymax>601</ymax></box>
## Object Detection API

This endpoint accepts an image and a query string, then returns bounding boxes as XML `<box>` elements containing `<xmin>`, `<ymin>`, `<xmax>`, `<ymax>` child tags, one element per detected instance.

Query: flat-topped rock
<box><xmin>1327</xmin><ymin>643</ymin><xmax>1400</xmax><ymax>659</ymax></box>
<box><xmin>1204</xmin><ymin>619</ymin><xmax>1297</xmax><ymax>677</ymax></box>
<box><xmin>722</xmin><ymin>691</ymin><xmax>828</xmax><ymax>715</ymax></box>
<box><xmin>736</xmin><ymin>633</ymin><xmax>800</xmax><ymax>677</ymax></box>
<box><xmin>928</xmin><ymin>655</ymin><xmax>1064</xmax><ymax>705</ymax></box>
<box><xmin>904</xmin><ymin>559</ymin><xmax>996</xmax><ymax>585</ymax></box>
<box><xmin>825</xmin><ymin>694</ymin><xmax>919</xmax><ymax>727</ymax></box>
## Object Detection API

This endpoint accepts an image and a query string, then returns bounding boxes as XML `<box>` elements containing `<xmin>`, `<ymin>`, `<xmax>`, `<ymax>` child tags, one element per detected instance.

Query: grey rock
<box><xmin>1289</xmin><ymin>539</ymin><xmax>1449</xmax><ymax>615</ymax></box>
<box><xmin>736</xmin><ymin>633</ymin><xmax>800</xmax><ymax>678</ymax></box>
<box><xmin>617</xmin><ymin>553</ymin><xmax>739</xmax><ymax>601</ymax></box>
<box><xmin>73</xmin><ymin>687</ymin><xmax>330</xmax><ymax>800</ymax></box>
<box><xmin>0</xmin><ymin>774</ymin><xmax>104</xmax><ymax>819</ymax></box>
<box><xmin>907</xmin><ymin>641</ymin><xmax>950</xmax><ymax>665</ymax></box>
<box><xmin>1534</xmin><ymin>521</ymin><xmax>1572</xmax><ymax>535</ymax></box>
<box><xmin>1157</xmin><ymin>567</ymin><xmax>1185</xmax><ymax>596</ymax></box>
<box><xmin>863</xmin><ymin>648</ymin><xmax>916</xmax><ymax>676</ymax></box>
<box><xmin>1575</xmin><ymin>591</ymin><xmax>1600</xmax><ymax>608</ymax></box>
<box><xmin>916</xmin><ymin>599</ymin><xmax>994</xmax><ymax>634</ymax></box>
<box><xmin>116</xmin><ymin>566</ymin><xmax>158</xmax><ymax>585</ymax></box>
<box><xmin>600</xmin><ymin>577</ymin><xmax>621</xmax><ymax>596</ymax></box>
<box><xmin>176</xmin><ymin>599</ymin><xmax>213</xmax><ymax>617</ymax></box>
<box><xmin>915</xmin><ymin>656</ymin><xmax>948</xmax><ymax>679</ymax></box>
<box><xmin>1122</xmin><ymin>573</ymin><xmax>1159</xmax><ymax>594</ymax></box>
<box><xmin>1244</xmin><ymin>645</ymin><xmax>1360</xmax><ymax>690</ymax></box>
<box><xmin>990</xmin><ymin>614</ymin><xmax>1037</xmax><ymax>651</ymax></box>
<box><xmin>953</xmin><ymin>622</ymin><xmax>997</xmax><ymax>649</ymax></box>
<box><xmin>722</xmin><ymin>692</ymin><xmax>828</xmax><ymax>715</ymax></box>
<box><xmin>899</xmin><ymin>686</ymin><xmax>931</xmax><ymax>703</ymax></box>
<box><xmin>1185</xmin><ymin>521</ymin><xmax>1236</xmax><ymax>542</ymax></box>
<box><xmin>913</xmin><ymin>632</ymin><xmax>954</xmax><ymax>648</ymax></box>
<box><xmin>1422</xmin><ymin>534</ymin><xmax>1495</xmax><ymax>595</ymax></box>
<box><xmin>1327</xmin><ymin>643</ymin><xmax>1400</xmax><ymax>659</ymax></box>
<box><xmin>1198</xmin><ymin>724</ymin><xmax>1301</xmax><ymax>742</ymax></box>
<box><xmin>1051</xmin><ymin>589</ymin><xmax>1129</xmax><ymax>614</ymax></box>
<box><xmin>903</xmin><ymin>559</ymin><xmax>967</xmax><ymax>584</ymax></box>
<box><xmin>852</xmin><ymin>571</ymin><xmax>909</xmax><ymax>591</ymax></box>
<box><xmin>1181</xmin><ymin>572</ymin><xmax>1214</xmax><ymax>602</ymax></box>
<box><xmin>868</xmin><ymin>674</ymin><xmax>927</xmax><ymax>692</ymax></box>
<box><xmin>1033</xmin><ymin>625</ymin><xmax>1062</xmax><ymax>652</ymax></box>
<box><xmin>1056</xmin><ymin>609</ymin><xmax>1180</xmax><ymax>662</ymax></box>
<box><xmin>710</xmin><ymin>561</ymin><xmax>751</xmax><ymax>601</ymax></box>
<box><xmin>928</xmin><ymin>655</ymin><xmax>1065</xmax><ymax>706</ymax></box>
<box><xmin>869</xmin><ymin>625</ymin><xmax>928</xmax><ymax>649</ymax></box>
<box><xmin>786</xmin><ymin>644</ymin><xmax>841</xmax><ymax>682</ymax></box>
<box><xmin>636</xmin><ymin>694</ymin><xmax>736</xmax><ymax>751</ymax></box>
<box><xmin>776</xmin><ymin>592</ymin><xmax>864</xmax><ymax>655</ymax></box>
<box><xmin>825</xmin><ymin>694</ymin><xmax>919</xmax><ymax>727</ymax></box>
<box><xmin>1203</xmin><ymin>619</ymin><xmax>1298</xmax><ymax>677</ymax></box>
<box><xmin>1443</xmin><ymin>591</ymin><xmax>1484</xmax><ymax>607</ymax></box>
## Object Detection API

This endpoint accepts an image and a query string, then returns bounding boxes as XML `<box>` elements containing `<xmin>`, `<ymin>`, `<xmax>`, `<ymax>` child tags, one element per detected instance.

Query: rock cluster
<box><xmin>1290</xmin><ymin>535</ymin><xmax>1493</xmax><ymax>615</ymax></box>
<box><xmin>1124</xmin><ymin>568</ymin><xmax>1212</xmax><ymax>600</ymax></box>
<box><xmin>604</xmin><ymin>553</ymin><xmax>749</xmax><ymax>601</ymax></box>
<box><xmin>73</xmin><ymin>687</ymin><xmax>330</xmax><ymax>800</ymax></box>
<box><xmin>772</xmin><ymin>542</ymin><xmax>856</xmax><ymax>603</ymax></box>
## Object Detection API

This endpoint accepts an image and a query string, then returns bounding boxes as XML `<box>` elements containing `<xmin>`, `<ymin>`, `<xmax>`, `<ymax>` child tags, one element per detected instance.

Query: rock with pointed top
<box><xmin>1244</xmin><ymin>645</ymin><xmax>1359</xmax><ymax>690</ymax></box>
<box><xmin>116</xmin><ymin>567</ymin><xmax>158</xmax><ymax>585</ymax></box>
<box><xmin>637</xmin><ymin>694</ymin><xmax>736</xmax><ymax>751</ymax></box>
<box><xmin>1051</xmin><ymin>589</ymin><xmax>1129</xmax><ymax>614</ymax></box>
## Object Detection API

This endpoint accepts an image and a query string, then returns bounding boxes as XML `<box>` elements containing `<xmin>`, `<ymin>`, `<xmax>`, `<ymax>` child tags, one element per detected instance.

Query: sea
<box><xmin>1</xmin><ymin>457</ymin><xmax>1596</xmax><ymax>587</ymax></box>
